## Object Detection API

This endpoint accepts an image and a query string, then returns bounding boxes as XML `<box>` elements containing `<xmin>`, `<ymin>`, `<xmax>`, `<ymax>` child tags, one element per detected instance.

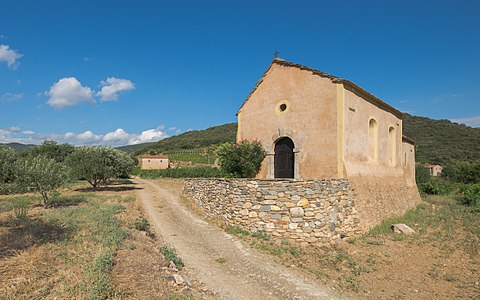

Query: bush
<box><xmin>67</xmin><ymin>146</ymin><xmax>135</xmax><ymax>187</ymax></box>
<box><xmin>419</xmin><ymin>180</ymin><xmax>452</xmax><ymax>195</ymax></box>
<box><xmin>458</xmin><ymin>184</ymin><xmax>480</xmax><ymax>207</ymax></box>
<box><xmin>0</xmin><ymin>145</ymin><xmax>18</xmax><ymax>183</ymax></box>
<box><xmin>135</xmin><ymin>167</ymin><xmax>226</xmax><ymax>178</ymax></box>
<box><xmin>442</xmin><ymin>161</ymin><xmax>480</xmax><ymax>184</ymax></box>
<box><xmin>159</xmin><ymin>246</ymin><xmax>184</xmax><ymax>270</ymax></box>
<box><xmin>217</xmin><ymin>140</ymin><xmax>265</xmax><ymax>178</ymax></box>
<box><xmin>14</xmin><ymin>155</ymin><xmax>70</xmax><ymax>206</ymax></box>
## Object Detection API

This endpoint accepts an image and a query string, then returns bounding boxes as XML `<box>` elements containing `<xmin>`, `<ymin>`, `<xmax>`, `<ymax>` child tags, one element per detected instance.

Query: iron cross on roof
<box><xmin>273</xmin><ymin>50</ymin><xmax>280</xmax><ymax>58</ymax></box>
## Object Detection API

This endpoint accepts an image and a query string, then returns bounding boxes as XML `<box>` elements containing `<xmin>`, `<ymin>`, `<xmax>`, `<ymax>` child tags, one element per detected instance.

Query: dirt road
<box><xmin>135</xmin><ymin>178</ymin><xmax>341</xmax><ymax>300</ymax></box>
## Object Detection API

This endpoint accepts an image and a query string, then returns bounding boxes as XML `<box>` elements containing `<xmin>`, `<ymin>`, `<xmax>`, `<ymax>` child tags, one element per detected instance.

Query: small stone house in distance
<box><xmin>236</xmin><ymin>58</ymin><xmax>421</xmax><ymax>228</ymax></box>
<box><xmin>140</xmin><ymin>155</ymin><xmax>169</xmax><ymax>170</ymax></box>
<box><xmin>424</xmin><ymin>164</ymin><xmax>443</xmax><ymax>177</ymax></box>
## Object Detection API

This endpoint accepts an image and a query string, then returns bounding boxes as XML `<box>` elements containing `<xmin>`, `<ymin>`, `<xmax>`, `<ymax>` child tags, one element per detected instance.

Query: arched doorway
<box><xmin>274</xmin><ymin>137</ymin><xmax>294</xmax><ymax>178</ymax></box>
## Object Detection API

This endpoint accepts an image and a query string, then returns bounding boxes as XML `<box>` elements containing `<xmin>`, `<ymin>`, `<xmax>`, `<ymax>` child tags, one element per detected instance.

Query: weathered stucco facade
<box><xmin>140</xmin><ymin>155</ymin><xmax>169</xmax><ymax>170</ymax></box>
<box><xmin>236</xmin><ymin>59</ymin><xmax>420</xmax><ymax>229</ymax></box>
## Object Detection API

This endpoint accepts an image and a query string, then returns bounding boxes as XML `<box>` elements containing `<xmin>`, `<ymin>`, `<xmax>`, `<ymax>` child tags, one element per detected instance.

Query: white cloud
<box><xmin>451</xmin><ymin>116</ymin><xmax>480</xmax><ymax>128</ymax></box>
<box><xmin>0</xmin><ymin>92</ymin><xmax>23</xmax><ymax>103</ymax></box>
<box><xmin>96</xmin><ymin>77</ymin><xmax>135</xmax><ymax>101</ymax></box>
<box><xmin>0</xmin><ymin>125</ymin><xmax>172</xmax><ymax>146</ymax></box>
<box><xmin>0</xmin><ymin>44</ymin><xmax>23</xmax><ymax>69</ymax></box>
<box><xmin>46</xmin><ymin>77</ymin><xmax>95</xmax><ymax>109</ymax></box>
<box><xmin>82</xmin><ymin>56</ymin><xmax>91</xmax><ymax>62</ymax></box>
<box><xmin>129</xmin><ymin>128</ymin><xmax>168</xmax><ymax>145</ymax></box>
<box><xmin>102</xmin><ymin>128</ymin><xmax>133</xmax><ymax>144</ymax></box>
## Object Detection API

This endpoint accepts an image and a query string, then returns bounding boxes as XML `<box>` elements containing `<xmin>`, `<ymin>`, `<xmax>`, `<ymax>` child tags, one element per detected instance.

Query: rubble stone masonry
<box><xmin>183</xmin><ymin>178</ymin><xmax>363</xmax><ymax>247</ymax></box>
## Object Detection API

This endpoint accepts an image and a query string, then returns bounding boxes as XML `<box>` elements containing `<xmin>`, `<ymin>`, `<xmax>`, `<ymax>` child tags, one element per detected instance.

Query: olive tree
<box><xmin>22</xmin><ymin>140</ymin><xmax>75</xmax><ymax>163</ymax></box>
<box><xmin>0</xmin><ymin>145</ymin><xmax>18</xmax><ymax>183</ymax></box>
<box><xmin>15</xmin><ymin>155</ymin><xmax>70</xmax><ymax>206</ymax></box>
<box><xmin>67</xmin><ymin>146</ymin><xmax>135</xmax><ymax>188</ymax></box>
<box><xmin>216</xmin><ymin>140</ymin><xmax>266</xmax><ymax>178</ymax></box>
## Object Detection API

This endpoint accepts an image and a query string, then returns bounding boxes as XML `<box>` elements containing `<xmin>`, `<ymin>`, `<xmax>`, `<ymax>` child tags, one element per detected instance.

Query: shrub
<box><xmin>217</xmin><ymin>139</ymin><xmax>266</xmax><ymax>178</ymax></box>
<box><xmin>136</xmin><ymin>166</ymin><xmax>226</xmax><ymax>178</ymax></box>
<box><xmin>14</xmin><ymin>155</ymin><xmax>70</xmax><ymax>207</ymax></box>
<box><xmin>159</xmin><ymin>246</ymin><xmax>184</xmax><ymax>270</ymax></box>
<box><xmin>458</xmin><ymin>184</ymin><xmax>480</xmax><ymax>207</ymax></box>
<box><xmin>67</xmin><ymin>146</ymin><xmax>135</xmax><ymax>187</ymax></box>
<box><xmin>0</xmin><ymin>145</ymin><xmax>18</xmax><ymax>183</ymax></box>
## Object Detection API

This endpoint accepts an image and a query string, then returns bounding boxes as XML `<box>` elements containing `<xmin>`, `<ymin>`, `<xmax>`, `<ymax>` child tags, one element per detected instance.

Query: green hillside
<box><xmin>116</xmin><ymin>142</ymin><xmax>155</xmax><ymax>153</ymax></box>
<box><xmin>0</xmin><ymin>142</ymin><xmax>36</xmax><ymax>152</ymax></box>
<box><xmin>131</xmin><ymin>123</ymin><xmax>237</xmax><ymax>155</ymax></box>
<box><xmin>402</xmin><ymin>114</ymin><xmax>480</xmax><ymax>165</ymax></box>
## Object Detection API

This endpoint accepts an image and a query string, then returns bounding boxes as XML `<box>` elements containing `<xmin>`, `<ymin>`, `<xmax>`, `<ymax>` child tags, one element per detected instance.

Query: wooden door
<box><xmin>274</xmin><ymin>137</ymin><xmax>294</xmax><ymax>178</ymax></box>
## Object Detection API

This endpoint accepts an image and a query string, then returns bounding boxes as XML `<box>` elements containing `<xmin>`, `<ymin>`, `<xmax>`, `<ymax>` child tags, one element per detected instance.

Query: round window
<box><xmin>279</xmin><ymin>104</ymin><xmax>287</xmax><ymax>112</ymax></box>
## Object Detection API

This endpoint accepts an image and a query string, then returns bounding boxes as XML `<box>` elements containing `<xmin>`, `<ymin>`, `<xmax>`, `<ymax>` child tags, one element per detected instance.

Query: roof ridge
<box><xmin>237</xmin><ymin>59</ymin><xmax>402</xmax><ymax>118</ymax></box>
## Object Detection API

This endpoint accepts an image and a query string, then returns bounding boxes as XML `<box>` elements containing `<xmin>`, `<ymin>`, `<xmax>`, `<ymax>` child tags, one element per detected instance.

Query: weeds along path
<box><xmin>135</xmin><ymin>178</ymin><xmax>340</xmax><ymax>300</ymax></box>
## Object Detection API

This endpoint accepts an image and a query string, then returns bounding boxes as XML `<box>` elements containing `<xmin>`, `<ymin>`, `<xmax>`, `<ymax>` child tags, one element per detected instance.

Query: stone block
<box><xmin>271</xmin><ymin>205</ymin><xmax>281</xmax><ymax>211</ymax></box>
<box><xmin>249</xmin><ymin>211</ymin><xmax>258</xmax><ymax>218</ymax></box>
<box><xmin>242</xmin><ymin>202</ymin><xmax>252</xmax><ymax>209</ymax></box>
<box><xmin>259</xmin><ymin>205</ymin><xmax>271</xmax><ymax>212</ymax></box>
<box><xmin>290</xmin><ymin>207</ymin><xmax>304</xmax><ymax>217</ymax></box>
<box><xmin>285</xmin><ymin>202</ymin><xmax>296</xmax><ymax>208</ymax></box>
<box><xmin>296</xmin><ymin>198</ymin><xmax>310</xmax><ymax>208</ymax></box>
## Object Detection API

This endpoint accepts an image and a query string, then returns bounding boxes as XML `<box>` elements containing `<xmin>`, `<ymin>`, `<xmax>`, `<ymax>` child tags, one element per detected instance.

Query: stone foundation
<box><xmin>183</xmin><ymin>179</ymin><xmax>362</xmax><ymax>247</ymax></box>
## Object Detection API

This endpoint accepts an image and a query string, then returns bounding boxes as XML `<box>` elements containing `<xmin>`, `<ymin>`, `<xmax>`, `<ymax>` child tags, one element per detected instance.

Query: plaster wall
<box><xmin>237</xmin><ymin>64</ymin><xmax>338</xmax><ymax>179</ymax></box>
<box><xmin>402</xmin><ymin>142</ymin><xmax>416</xmax><ymax>186</ymax></box>
<box><xmin>140</xmin><ymin>158</ymin><xmax>169</xmax><ymax>170</ymax></box>
<box><xmin>342</xmin><ymin>86</ymin><xmax>404</xmax><ymax>177</ymax></box>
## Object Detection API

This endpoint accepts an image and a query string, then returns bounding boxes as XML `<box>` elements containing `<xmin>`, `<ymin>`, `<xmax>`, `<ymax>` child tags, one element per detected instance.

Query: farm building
<box><xmin>140</xmin><ymin>155</ymin><xmax>169</xmax><ymax>170</ymax></box>
<box><xmin>424</xmin><ymin>164</ymin><xmax>443</xmax><ymax>177</ymax></box>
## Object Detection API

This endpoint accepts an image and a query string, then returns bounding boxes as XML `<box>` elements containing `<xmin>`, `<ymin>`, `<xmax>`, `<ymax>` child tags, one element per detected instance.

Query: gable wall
<box><xmin>237</xmin><ymin>64</ymin><xmax>339</xmax><ymax>179</ymax></box>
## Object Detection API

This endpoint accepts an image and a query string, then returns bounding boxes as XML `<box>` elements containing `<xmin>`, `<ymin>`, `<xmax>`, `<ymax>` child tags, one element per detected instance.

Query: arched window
<box><xmin>388</xmin><ymin>126</ymin><xmax>396</xmax><ymax>166</ymax></box>
<box><xmin>368</xmin><ymin>118</ymin><xmax>378</xmax><ymax>162</ymax></box>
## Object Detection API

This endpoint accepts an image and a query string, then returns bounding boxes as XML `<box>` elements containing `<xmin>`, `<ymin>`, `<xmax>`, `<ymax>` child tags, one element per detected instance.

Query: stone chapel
<box><xmin>236</xmin><ymin>58</ymin><xmax>421</xmax><ymax>227</ymax></box>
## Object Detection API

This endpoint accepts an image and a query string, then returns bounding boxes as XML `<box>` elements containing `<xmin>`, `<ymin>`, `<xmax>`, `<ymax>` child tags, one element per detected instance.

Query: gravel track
<box><xmin>136</xmin><ymin>178</ymin><xmax>341</xmax><ymax>300</ymax></box>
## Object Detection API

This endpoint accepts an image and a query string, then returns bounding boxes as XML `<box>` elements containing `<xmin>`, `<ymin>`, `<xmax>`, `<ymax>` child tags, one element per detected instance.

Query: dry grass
<box><xmin>0</xmin><ymin>189</ymin><xmax>129</xmax><ymax>299</ymax></box>
<box><xmin>178</xmin><ymin>181</ymin><xmax>480</xmax><ymax>299</ymax></box>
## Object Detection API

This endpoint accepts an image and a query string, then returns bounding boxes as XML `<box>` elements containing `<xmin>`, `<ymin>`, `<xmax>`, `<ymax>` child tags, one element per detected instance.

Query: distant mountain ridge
<box><xmin>0</xmin><ymin>142</ymin><xmax>36</xmax><ymax>152</ymax></box>
<box><xmin>118</xmin><ymin>123</ymin><xmax>237</xmax><ymax>155</ymax></box>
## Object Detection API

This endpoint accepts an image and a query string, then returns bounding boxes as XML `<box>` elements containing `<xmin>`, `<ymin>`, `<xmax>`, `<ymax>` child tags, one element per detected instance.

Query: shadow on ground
<box><xmin>74</xmin><ymin>179</ymin><xmax>143</xmax><ymax>192</ymax></box>
<box><xmin>0</xmin><ymin>217</ymin><xmax>74</xmax><ymax>258</ymax></box>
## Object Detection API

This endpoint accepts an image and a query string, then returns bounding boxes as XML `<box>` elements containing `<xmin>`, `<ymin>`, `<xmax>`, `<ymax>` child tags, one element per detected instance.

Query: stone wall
<box><xmin>183</xmin><ymin>179</ymin><xmax>362</xmax><ymax>247</ymax></box>
<box><xmin>349</xmin><ymin>176</ymin><xmax>421</xmax><ymax>229</ymax></box>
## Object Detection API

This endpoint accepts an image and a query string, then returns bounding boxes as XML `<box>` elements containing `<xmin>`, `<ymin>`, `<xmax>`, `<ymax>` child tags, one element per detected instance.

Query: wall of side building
<box><xmin>140</xmin><ymin>158</ymin><xmax>169</xmax><ymax>170</ymax></box>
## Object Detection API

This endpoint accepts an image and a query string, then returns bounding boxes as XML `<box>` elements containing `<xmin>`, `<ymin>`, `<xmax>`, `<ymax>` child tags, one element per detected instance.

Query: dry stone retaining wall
<box><xmin>183</xmin><ymin>179</ymin><xmax>362</xmax><ymax>247</ymax></box>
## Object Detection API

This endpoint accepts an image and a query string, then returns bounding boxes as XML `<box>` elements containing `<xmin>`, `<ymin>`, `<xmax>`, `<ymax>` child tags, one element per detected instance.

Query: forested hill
<box><xmin>0</xmin><ymin>142</ymin><xmax>36</xmax><ymax>152</ymax></box>
<box><xmin>116</xmin><ymin>116</ymin><xmax>480</xmax><ymax>165</ymax></box>
<box><xmin>118</xmin><ymin>123</ymin><xmax>237</xmax><ymax>155</ymax></box>
<box><xmin>402</xmin><ymin>114</ymin><xmax>480</xmax><ymax>164</ymax></box>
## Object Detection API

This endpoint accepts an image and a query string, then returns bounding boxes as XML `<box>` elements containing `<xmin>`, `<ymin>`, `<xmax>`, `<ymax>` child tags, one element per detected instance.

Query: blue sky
<box><xmin>1</xmin><ymin>0</ymin><xmax>479</xmax><ymax>146</ymax></box>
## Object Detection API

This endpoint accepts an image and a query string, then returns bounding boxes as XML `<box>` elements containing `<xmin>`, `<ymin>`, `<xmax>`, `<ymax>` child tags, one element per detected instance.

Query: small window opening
<box><xmin>279</xmin><ymin>103</ymin><xmax>287</xmax><ymax>112</ymax></box>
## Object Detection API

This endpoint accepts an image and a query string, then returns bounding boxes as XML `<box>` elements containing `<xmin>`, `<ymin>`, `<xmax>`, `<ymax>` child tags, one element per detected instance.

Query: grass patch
<box><xmin>0</xmin><ymin>193</ymin><xmax>127</xmax><ymax>299</ymax></box>
<box><xmin>159</xmin><ymin>246</ymin><xmax>185</xmax><ymax>270</ymax></box>
<box><xmin>225</xmin><ymin>225</ymin><xmax>251</xmax><ymax>236</ymax></box>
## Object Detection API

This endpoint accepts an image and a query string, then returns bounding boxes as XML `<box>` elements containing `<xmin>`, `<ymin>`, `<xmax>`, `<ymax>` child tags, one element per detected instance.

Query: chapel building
<box><xmin>236</xmin><ymin>58</ymin><xmax>420</xmax><ymax>228</ymax></box>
